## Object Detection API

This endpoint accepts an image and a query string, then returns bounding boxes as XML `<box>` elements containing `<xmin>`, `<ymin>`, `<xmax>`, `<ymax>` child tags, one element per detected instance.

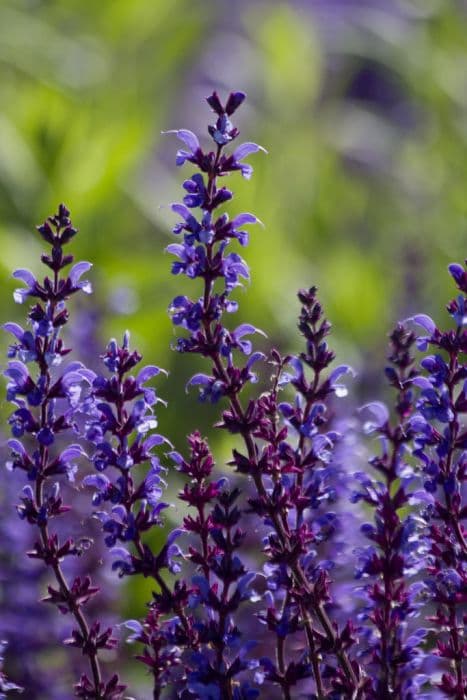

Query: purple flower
<box><xmin>4</xmin><ymin>361</ymin><xmax>40</xmax><ymax>405</ymax></box>
<box><xmin>0</xmin><ymin>642</ymin><xmax>22</xmax><ymax>698</ymax></box>
<box><xmin>3</xmin><ymin>204</ymin><xmax>125</xmax><ymax>698</ymax></box>
<box><xmin>83</xmin><ymin>332</ymin><xmax>178</xmax><ymax>598</ymax></box>
<box><xmin>164</xmin><ymin>93</ymin><xmax>367</xmax><ymax>698</ymax></box>
<box><xmin>359</xmin><ymin>401</ymin><xmax>389</xmax><ymax>433</ymax></box>
<box><xmin>162</xmin><ymin>128</ymin><xmax>201</xmax><ymax>167</ymax></box>
<box><xmin>3</xmin><ymin>322</ymin><xmax>37</xmax><ymax>362</ymax></box>
<box><xmin>408</xmin><ymin>263</ymin><xmax>467</xmax><ymax>696</ymax></box>
<box><xmin>228</xmin><ymin>141</ymin><xmax>267</xmax><ymax>179</ymax></box>
<box><xmin>68</xmin><ymin>261</ymin><xmax>93</xmax><ymax>294</ymax></box>
<box><xmin>12</xmin><ymin>269</ymin><xmax>39</xmax><ymax>304</ymax></box>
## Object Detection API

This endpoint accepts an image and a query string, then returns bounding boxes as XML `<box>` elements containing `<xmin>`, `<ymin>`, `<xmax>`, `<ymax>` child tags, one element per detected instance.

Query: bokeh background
<box><xmin>1</xmin><ymin>0</ymin><xmax>466</xmax><ymax>696</ymax></box>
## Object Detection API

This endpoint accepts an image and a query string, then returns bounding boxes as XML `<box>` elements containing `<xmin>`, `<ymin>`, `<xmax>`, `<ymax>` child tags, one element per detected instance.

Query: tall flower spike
<box><xmin>85</xmin><ymin>332</ymin><xmax>258</xmax><ymax>698</ymax></box>
<box><xmin>0</xmin><ymin>447</ymin><xmax>119</xmax><ymax>699</ymax></box>
<box><xmin>166</xmin><ymin>90</ymin><xmax>264</xmax><ymax>364</ymax></box>
<box><xmin>354</xmin><ymin>324</ymin><xmax>428</xmax><ymax>699</ymax></box>
<box><xmin>166</xmin><ymin>93</ymin><xmax>364</xmax><ymax>697</ymax></box>
<box><xmin>408</xmin><ymin>261</ymin><xmax>467</xmax><ymax>699</ymax></box>
<box><xmin>83</xmin><ymin>332</ymin><xmax>176</xmax><ymax>578</ymax></box>
<box><xmin>3</xmin><ymin>205</ymin><xmax>124</xmax><ymax>700</ymax></box>
<box><xmin>170</xmin><ymin>433</ymin><xmax>258</xmax><ymax>700</ymax></box>
<box><xmin>83</xmin><ymin>332</ymin><xmax>203</xmax><ymax>697</ymax></box>
<box><xmin>249</xmin><ymin>291</ymin><xmax>361</xmax><ymax>698</ymax></box>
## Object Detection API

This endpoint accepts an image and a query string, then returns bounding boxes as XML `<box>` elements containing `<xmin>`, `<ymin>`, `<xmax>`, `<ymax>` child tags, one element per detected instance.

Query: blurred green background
<box><xmin>2</xmin><ymin>0</ymin><xmax>466</xmax><ymax>437</ymax></box>
<box><xmin>1</xmin><ymin>0</ymin><xmax>466</xmax><ymax>694</ymax></box>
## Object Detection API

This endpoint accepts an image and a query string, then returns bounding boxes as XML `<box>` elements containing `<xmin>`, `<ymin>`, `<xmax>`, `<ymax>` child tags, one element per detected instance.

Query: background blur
<box><xmin>1</xmin><ymin>0</ymin><xmax>466</xmax><ymax>695</ymax></box>
<box><xmin>2</xmin><ymin>0</ymin><xmax>467</xmax><ymax>437</ymax></box>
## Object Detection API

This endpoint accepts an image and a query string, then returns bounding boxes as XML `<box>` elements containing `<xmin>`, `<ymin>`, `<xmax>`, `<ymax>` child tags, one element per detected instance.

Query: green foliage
<box><xmin>2</xmin><ymin>0</ymin><xmax>466</xmax><ymax>457</ymax></box>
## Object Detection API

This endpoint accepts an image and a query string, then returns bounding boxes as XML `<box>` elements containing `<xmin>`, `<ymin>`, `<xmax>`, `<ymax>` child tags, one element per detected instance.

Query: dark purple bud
<box><xmin>206</xmin><ymin>91</ymin><xmax>224</xmax><ymax>115</ymax></box>
<box><xmin>225</xmin><ymin>91</ymin><xmax>246</xmax><ymax>115</ymax></box>
<box><xmin>448</xmin><ymin>261</ymin><xmax>467</xmax><ymax>292</ymax></box>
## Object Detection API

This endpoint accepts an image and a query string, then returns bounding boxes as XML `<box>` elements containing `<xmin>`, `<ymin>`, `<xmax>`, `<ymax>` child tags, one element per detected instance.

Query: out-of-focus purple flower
<box><xmin>0</xmin><ymin>642</ymin><xmax>22</xmax><ymax>698</ymax></box>
<box><xmin>353</xmin><ymin>324</ymin><xmax>430</xmax><ymax>697</ymax></box>
<box><xmin>408</xmin><ymin>262</ymin><xmax>467</xmax><ymax>698</ymax></box>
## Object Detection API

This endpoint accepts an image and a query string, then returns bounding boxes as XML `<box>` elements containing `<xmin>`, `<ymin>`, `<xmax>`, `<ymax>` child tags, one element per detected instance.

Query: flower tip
<box><xmin>448</xmin><ymin>262</ymin><xmax>463</xmax><ymax>277</ymax></box>
<box><xmin>448</xmin><ymin>262</ymin><xmax>466</xmax><ymax>291</ymax></box>
<box><xmin>225</xmin><ymin>90</ymin><xmax>247</xmax><ymax>115</ymax></box>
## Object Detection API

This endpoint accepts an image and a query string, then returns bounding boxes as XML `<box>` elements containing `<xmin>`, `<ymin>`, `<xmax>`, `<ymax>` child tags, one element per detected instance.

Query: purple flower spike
<box><xmin>166</xmin><ymin>89</ymin><xmax>364</xmax><ymax>695</ymax></box>
<box><xmin>354</xmin><ymin>323</ymin><xmax>426</xmax><ymax>697</ymax></box>
<box><xmin>3</xmin><ymin>204</ymin><xmax>125</xmax><ymax>698</ymax></box>
<box><xmin>409</xmin><ymin>263</ymin><xmax>467</xmax><ymax>697</ymax></box>
<box><xmin>83</xmin><ymin>329</ymin><xmax>196</xmax><ymax>668</ymax></box>
<box><xmin>4</xmin><ymin>90</ymin><xmax>464</xmax><ymax>700</ymax></box>
<box><xmin>173</xmin><ymin>433</ymin><xmax>257</xmax><ymax>698</ymax></box>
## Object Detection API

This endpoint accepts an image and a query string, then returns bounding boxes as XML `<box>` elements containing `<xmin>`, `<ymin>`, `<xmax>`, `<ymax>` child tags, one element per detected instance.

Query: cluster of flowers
<box><xmin>2</xmin><ymin>92</ymin><xmax>465</xmax><ymax>699</ymax></box>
